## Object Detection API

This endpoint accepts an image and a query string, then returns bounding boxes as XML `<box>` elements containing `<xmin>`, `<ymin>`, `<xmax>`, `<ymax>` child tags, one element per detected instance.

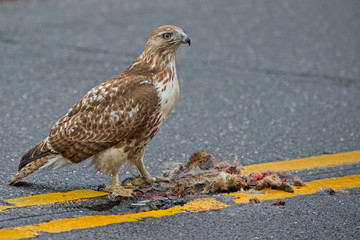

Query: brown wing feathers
<box><xmin>47</xmin><ymin>77</ymin><xmax>159</xmax><ymax>163</ymax></box>
<box><xmin>18</xmin><ymin>150</ymin><xmax>53</xmax><ymax>171</ymax></box>
<box><xmin>18</xmin><ymin>139</ymin><xmax>53</xmax><ymax>170</ymax></box>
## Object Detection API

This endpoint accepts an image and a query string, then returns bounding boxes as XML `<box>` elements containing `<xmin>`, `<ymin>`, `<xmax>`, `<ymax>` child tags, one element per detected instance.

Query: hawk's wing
<box><xmin>47</xmin><ymin>77</ymin><xmax>160</xmax><ymax>163</ymax></box>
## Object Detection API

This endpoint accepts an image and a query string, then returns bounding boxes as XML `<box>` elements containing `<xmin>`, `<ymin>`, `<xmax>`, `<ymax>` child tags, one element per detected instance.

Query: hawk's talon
<box><xmin>97</xmin><ymin>184</ymin><xmax>106</xmax><ymax>191</ymax></box>
<box><xmin>133</xmin><ymin>188</ymin><xmax>145</xmax><ymax>195</ymax></box>
<box><xmin>131</xmin><ymin>192</ymin><xmax>139</xmax><ymax>200</ymax></box>
<box><xmin>144</xmin><ymin>176</ymin><xmax>156</xmax><ymax>184</ymax></box>
<box><xmin>155</xmin><ymin>177</ymin><xmax>170</xmax><ymax>183</ymax></box>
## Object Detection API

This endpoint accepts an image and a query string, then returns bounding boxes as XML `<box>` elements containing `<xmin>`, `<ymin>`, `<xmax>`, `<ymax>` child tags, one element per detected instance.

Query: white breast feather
<box><xmin>155</xmin><ymin>63</ymin><xmax>179</xmax><ymax>119</ymax></box>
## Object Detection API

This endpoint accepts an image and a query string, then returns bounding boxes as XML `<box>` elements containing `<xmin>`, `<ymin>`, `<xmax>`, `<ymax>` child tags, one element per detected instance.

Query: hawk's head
<box><xmin>145</xmin><ymin>25</ymin><xmax>191</xmax><ymax>52</ymax></box>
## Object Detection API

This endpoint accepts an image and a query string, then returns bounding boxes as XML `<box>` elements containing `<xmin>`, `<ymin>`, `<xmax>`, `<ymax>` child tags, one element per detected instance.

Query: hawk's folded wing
<box><xmin>47</xmin><ymin>77</ymin><xmax>160</xmax><ymax>163</ymax></box>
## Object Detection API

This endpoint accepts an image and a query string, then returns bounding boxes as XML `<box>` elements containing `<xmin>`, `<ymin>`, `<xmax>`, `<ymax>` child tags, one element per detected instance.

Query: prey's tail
<box><xmin>8</xmin><ymin>139</ymin><xmax>57</xmax><ymax>185</ymax></box>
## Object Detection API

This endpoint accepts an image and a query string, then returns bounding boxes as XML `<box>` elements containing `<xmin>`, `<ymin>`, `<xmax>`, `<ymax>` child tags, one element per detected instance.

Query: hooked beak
<box><xmin>181</xmin><ymin>33</ymin><xmax>191</xmax><ymax>46</ymax></box>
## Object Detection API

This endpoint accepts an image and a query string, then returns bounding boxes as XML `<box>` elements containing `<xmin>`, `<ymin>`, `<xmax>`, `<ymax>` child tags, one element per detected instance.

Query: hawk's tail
<box><xmin>8</xmin><ymin>154</ymin><xmax>55</xmax><ymax>185</ymax></box>
<box><xmin>8</xmin><ymin>139</ymin><xmax>57</xmax><ymax>186</ymax></box>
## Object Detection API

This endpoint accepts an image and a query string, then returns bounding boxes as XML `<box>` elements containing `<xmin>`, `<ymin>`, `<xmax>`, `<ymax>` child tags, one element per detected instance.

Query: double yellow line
<box><xmin>0</xmin><ymin>190</ymin><xmax>108</xmax><ymax>211</ymax></box>
<box><xmin>1</xmin><ymin>151</ymin><xmax>360</xmax><ymax>240</ymax></box>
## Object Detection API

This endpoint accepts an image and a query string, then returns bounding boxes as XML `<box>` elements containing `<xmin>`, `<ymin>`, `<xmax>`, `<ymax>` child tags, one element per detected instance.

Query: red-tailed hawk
<box><xmin>9</xmin><ymin>25</ymin><xmax>191</xmax><ymax>197</ymax></box>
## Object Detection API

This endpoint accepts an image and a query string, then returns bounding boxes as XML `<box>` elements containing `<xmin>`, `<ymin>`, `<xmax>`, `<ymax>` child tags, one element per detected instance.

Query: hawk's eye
<box><xmin>162</xmin><ymin>33</ymin><xmax>172</xmax><ymax>40</ymax></box>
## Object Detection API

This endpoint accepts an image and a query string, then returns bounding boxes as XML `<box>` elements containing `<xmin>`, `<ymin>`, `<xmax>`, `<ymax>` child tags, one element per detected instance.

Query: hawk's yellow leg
<box><xmin>135</xmin><ymin>158</ymin><xmax>156</xmax><ymax>184</ymax></box>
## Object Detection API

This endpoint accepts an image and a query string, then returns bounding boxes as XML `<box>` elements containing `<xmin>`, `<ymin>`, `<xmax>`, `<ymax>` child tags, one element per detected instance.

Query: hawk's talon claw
<box><xmin>144</xmin><ymin>176</ymin><xmax>157</xmax><ymax>184</ymax></box>
<box><xmin>131</xmin><ymin>193</ymin><xmax>139</xmax><ymax>200</ymax></box>
<box><xmin>155</xmin><ymin>177</ymin><xmax>170</xmax><ymax>183</ymax></box>
<box><xmin>133</xmin><ymin>188</ymin><xmax>145</xmax><ymax>196</ymax></box>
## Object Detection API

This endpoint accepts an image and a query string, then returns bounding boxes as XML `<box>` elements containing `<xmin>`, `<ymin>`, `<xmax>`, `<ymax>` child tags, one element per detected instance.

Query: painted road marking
<box><xmin>1</xmin><ymin>151</ymin><xmax>359</xmax><ymax>212</ymax></box>
<box><xmin>0</xmin><ymin>190</ymin><xmax>108</xmax><ymax>211</ymax></box>
<box><xmin>0</xmin><ymin>175</ymin><xmax>359</xmax><ymax>240</ymax></box>
<box><xmin>0</xmin><ymin>198</ymin><xmax>229</xmax><ymax>240</ymax></box>
<box><xmin>229</xmin><ymin>174</ymin><xmax>360</xmax><ymax>203</ymax></box>
<box><xmin>241</xmin><ymin>150</ymin><xmax>360</xmax><ymax>175</ymax></box>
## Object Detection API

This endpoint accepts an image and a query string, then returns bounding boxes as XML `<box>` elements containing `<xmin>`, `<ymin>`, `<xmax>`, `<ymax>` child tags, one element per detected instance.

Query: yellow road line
<box><xmin>1</xmin><ymin>151</ymin><xmax>359</xmax><ymax>212</ymax></box>
<box><xmin>229</xmin><ymin>174</ymin><xmax>360</xmax><ymax>203</ymax></box>
<box><xmin>0</xmin><ymin>175</ymin><xmax>359</xmax><ymax>240</ymax></box>
<box><xmin>0</xmin><ymin>190</ymin><xmax>108</xmax><ymax>211</ymax></box>
<box><xmin>241</xmin><ymin>151</ymin><xmax>360</xmax><ymax>175</ymax></box>
<box><xmin>0</xmin><ymin>198</ymin><xmax>229</xmax><ymax>240</ymax></box>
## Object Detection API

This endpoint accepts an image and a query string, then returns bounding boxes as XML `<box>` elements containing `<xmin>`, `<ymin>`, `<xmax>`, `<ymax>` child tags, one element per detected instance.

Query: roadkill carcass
<box><xmin>121</xmin><ymin>152</ymin><xmax>303</xmax><ymax>198</ymax></box>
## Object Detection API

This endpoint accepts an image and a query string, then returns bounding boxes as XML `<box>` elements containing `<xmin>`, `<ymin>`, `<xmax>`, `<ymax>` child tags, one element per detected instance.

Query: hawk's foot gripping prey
<box><xmin>102</xmin><ymin>185</ymin><xmax>134</xmax><ymax>198</ymax></box>
<box><xmin>8</xmin><ymin>25</ymin><xmax>190</xmax><ymax>188</ymax></box>
<box><xmin>98</xmin><ymin>169</ymin><xmax>134</xmax><ymax>197</ymax></box>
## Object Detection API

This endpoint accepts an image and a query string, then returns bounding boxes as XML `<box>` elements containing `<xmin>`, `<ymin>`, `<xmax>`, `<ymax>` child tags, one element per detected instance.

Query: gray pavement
<box><xmin>0</xmin><ymin>0</ymin><xmax>359</xmax><ymax>239</ymax></box>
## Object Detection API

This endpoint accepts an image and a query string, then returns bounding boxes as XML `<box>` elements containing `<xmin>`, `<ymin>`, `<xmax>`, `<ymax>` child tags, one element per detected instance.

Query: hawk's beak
<box><xmin>181</xmin><ymin>33</ymin><xmax>191</xmax><ymax>46</ymax></box>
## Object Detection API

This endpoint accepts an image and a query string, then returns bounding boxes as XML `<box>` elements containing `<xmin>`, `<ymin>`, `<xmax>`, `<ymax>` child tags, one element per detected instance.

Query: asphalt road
<box><xmin>0</xmin><ymin>0</ymin><xmax>359</xmax><ymax>239</ymax></box>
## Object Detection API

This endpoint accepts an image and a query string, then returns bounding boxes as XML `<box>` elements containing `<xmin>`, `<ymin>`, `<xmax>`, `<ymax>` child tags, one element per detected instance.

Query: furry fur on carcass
<box><xmin>121</xmin><ymin>152</ymin><xmax>299</xmax><ymax>197</ymax></box>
